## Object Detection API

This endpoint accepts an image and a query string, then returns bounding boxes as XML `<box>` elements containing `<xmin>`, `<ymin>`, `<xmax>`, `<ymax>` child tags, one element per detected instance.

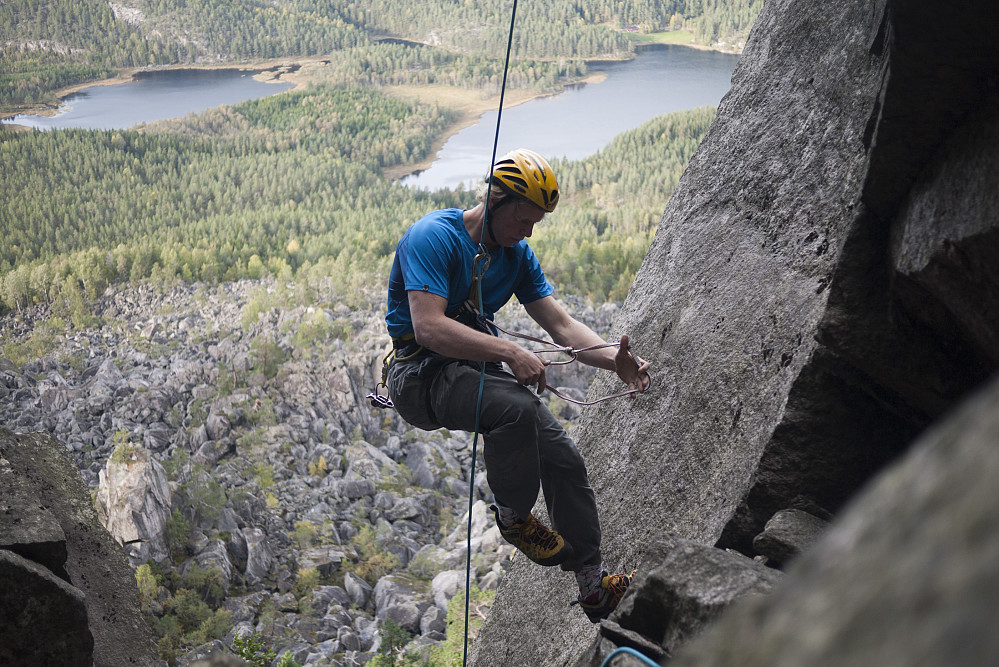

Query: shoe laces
<box><xmin>604</xmin><ymin>571</ymin><xmax>633</xmax><ymax>597</ymax></box>
<box><xmin>517</xmin><ymin>515</ymin><xmax>560</xmax><ymax>549</ymax></box>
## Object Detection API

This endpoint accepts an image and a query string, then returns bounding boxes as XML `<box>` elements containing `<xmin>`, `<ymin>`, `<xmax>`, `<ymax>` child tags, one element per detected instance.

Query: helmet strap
<box><xmin>485</xmin><ymin>197</ymin><xmax>512</xmax><ymax>247</ymax></box>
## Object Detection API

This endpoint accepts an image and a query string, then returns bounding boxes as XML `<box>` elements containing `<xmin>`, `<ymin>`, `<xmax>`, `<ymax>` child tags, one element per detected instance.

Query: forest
<box><xmin>1</xmin><ymin>0</ymin><xmax>760</xmax><ymax>108</ymax></box>
<box><xmin>0</xmin><ymin>78</ymin><xmax>715</xmax><ymax>318</ymax></box>
<box><xmin>1</xmin><ymin>1</ymin><xmax>746</xmax><ymax>325</ymax></box>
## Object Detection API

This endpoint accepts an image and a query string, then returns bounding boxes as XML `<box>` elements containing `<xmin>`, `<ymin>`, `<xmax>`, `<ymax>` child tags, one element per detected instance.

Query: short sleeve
<box><xmin>514</xmin><ymin>244</ymin><xmax>554</xmax><ymax>305</ymax></box>
<box><xmin>401</xmin><ymin>218</ymin><xmax>455</xmax><ymax>299</ymax></box>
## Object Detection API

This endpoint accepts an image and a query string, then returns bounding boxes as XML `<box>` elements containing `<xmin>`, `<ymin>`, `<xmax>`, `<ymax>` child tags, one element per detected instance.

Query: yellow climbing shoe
<box><xmin>490</xmin><ymin>505</ymin><xmax>572</xmax><ymax>566</ymax></box>
<box><xmin>574</xmin><ymin>571</ymin><xmax>634</xmax><ymax>623</ymax></box>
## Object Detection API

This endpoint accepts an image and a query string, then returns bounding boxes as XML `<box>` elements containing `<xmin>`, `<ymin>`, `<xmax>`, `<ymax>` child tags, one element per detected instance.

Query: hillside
<box><xmin>1</xmin><ymin>0</ymin><xmax>760</xmax><ymax>111</ymax></box>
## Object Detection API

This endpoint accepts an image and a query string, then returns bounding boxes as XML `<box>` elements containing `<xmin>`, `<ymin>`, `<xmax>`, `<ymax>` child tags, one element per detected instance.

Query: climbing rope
<box><xmin>462</xmin><ymin>2</ymin><xmax>520</xmax><ymax>665</ymax></box>
<box><xmin>364</xmin><ymin>2</ymin><xmax>650</xmax><ymax>661</ymax></box>
<box><xmin>600</xmin><ymin>647</ymin><xmax>660</xmax><ymax>667</ymax></box>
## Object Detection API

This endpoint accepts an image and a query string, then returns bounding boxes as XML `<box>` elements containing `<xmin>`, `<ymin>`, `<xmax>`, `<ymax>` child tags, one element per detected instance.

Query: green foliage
<box><xmin>406</xmin><ymin>548</ymin><xmax>445</xmax><ymax>583</ymax></box>
<box><xmin>135</xmin><ymin>563</ymin><xmax>160</xmax><ymax>611</ymax></box>
<box><xmin>369</xmin><ymin>619</ymin><xmax>415</xmax><ymax>667</ymax></box>
<box><xmin>306</xmin><ymin>455</ymin><xmax>328</xmax><ymax>478</ymax></box>
<box><xmin>0</xmin><ymin>83</ymin><xmax>462</xmax><ymax>315</ymax></box>
<box><xmin>190</xmin><ymin>607</ymin><xmax>233</xmax><ymax>646</ymax></box>
<box><xmin>292</xmin><ymin>567</ymin><xmax>320</xmax><ymax>600</ymax></box>
<box><xmin>165</xmin><ymin>509</ymin><xmax>191</xmax><ymax>562</ymax></box>
<box><xmin>181</xmin><ymin>564</ymin><xmax>226</xmax><ymax>608</ymax></box>
<box><xmin>250</xmin><ymin>460</ymin><xmax>276</xmax><ymax>488</ymax></box>
<box><xmin>291</xmin><ymin>520</ymin><xmax>319</xmax><ymax>549</ymax></box>
<box><xmin>108</xmin><ymin>429</ymin><xmax>142</xmax><ymax>464</ymax></box>
<box><xmin>233</xmin><ymin>630</ymin><xmax>278</xmax><ymax>667</ymax></box>
<box><xmin>250</xmin><ymin>336</ymin><xmax>288</xmax><ymax>379</ymax></box>
<box><xmin>276</xmin><ymin>651</ymin><xmax>304</xmax><ymax>667</ymax></box>
<box><xmin>164</xmin><ymin>588</ymin><xmax>212</xmax><ymax>636</ymax></box>
<box><xmin>1</xmin><ymin>315</ymin><xmax>65</xmax><ymax>364</ymax></box>
<box><xmin>428</xmin><ymin>587</ymin><xmax>496</xmax><ymax>667</ymax></box>
<box><xmin>148</xmin><ymin>562</ymin><xmax>232</xmax><ymax>659</ymax></box>
<box><xmin>1</xmin><ymin>91</ymin><xmax>714</xmax><ymax>312</ymax></box>
<box><xmin>347</xmin><ymin>524</ymin><xmax>402</xmax><ymax>585</ymax></box>
<box><xmin>178</xmin><ymin>464</ymin><xmax>229</xmax><ymax>525</ymax></box>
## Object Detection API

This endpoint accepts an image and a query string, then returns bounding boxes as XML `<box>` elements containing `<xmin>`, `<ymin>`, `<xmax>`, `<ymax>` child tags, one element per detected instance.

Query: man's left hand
<box><xmin>615</xmin><ymin>334</ymin><xmax>651</xmax><ymax>397</ymax></box>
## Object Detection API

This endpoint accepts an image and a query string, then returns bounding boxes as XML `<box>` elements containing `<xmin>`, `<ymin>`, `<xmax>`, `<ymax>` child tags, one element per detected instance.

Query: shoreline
<box><xmin>1</xmin><ymin>33</ymin><xmax>738</xmax><ymax>122</ymax></box>
<box><xmin>1</xmin><ymin>37</ymin><xmax>735</xmax><ymax>168</ymax></box>
<box><xmin>379</xmin><ymin>71</ymin><xmax>608</xmax><ymax>181</ymax></box>
<box><xmin>0</xmin><ymin>57</ymin><xmax>320</xmax><ymax>122</ymax></box>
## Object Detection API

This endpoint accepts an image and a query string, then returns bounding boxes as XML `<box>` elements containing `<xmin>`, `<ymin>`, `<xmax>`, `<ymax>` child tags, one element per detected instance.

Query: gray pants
<box><xmin>387</xmin><ymin>352</ymin><xmax>601</xmax><ymax>570</ymax></box>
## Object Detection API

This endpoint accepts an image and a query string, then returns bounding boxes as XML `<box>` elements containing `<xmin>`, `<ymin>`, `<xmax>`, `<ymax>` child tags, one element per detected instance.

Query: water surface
<box><xmin>2</xmin><ymin>68</ymin><xmax>294</xmax><ymax>131</ymax></box>
<box><xmin>402</xmin><ymin>45</ymin><xmax>738</xmax><ymax>191</ymax></box>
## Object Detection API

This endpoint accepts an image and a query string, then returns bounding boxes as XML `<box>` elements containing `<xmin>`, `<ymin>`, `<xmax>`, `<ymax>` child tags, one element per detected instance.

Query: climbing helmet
<box><xmin>490</xmin><ymin>148</ymin><xmax>560</xmax><ymax>213</ymax></box>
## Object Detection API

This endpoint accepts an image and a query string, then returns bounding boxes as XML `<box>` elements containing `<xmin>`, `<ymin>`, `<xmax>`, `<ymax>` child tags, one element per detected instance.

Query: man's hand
<box><xmin>614</xmin><ymin>334</ymin><xmax>651</xmax><ymax>398</ymax></box>
<box><xmin>507</xmin><ymin>344</ymin><xmax>549</xmax><ymax>395</ymax></box>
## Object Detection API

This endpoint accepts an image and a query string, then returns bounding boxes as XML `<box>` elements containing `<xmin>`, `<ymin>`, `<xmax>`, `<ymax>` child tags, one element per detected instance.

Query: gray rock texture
<box><xmin>669</xmin><ymin>374</ymin><xmax>999</xmax><ymax>667</ymax></box>
<box><xmin>751</xmin><ymin>508</ymin><xmax>828</xmax><ymax>567</ymax></box>
<box><xmin>0</xmin><ymin>548</ymin><xmax>92</xmax><ymax>666</ymax></box>
<box><xmin>579</xmin><ymin>536</ymin><xmax>784</xmax><ymax>666</ymax></box>
<box><xmin>95</xmin><ymin>444</ymin><xmax>173</xmax><ymax>565</ymax></box>
<box><xmin>0</xmin><ymin>428</ymin><xmax>160</xmax><ymax>666</ymax></box>
<box><xmin>471</xmin><ymin>0</ymin><xmax>999</xmax><ymax>664</ymax></box>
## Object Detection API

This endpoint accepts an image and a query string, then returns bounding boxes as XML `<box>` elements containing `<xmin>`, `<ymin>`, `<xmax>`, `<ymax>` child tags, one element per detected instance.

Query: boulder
<box><xmin>752</xmin><ymin>508</ymin><xmax>829</xmax><ymax>566</ymax></box>
<box><xmin>0</xmin><ymin>428</ymin><xmax>159</xmax><ymax>665</ymax></box>
<box><xmin>95</xmin><ymin>444</ymin><xmax>172</xmax><ymax>565</ymax></box>
<box><xmin>0</xmin><ymin>549</ymin><xmax>93</xmax><ymax>666</ymax></box>
<box><xmin>243</xmin><ymin>527</ymin><xmax>275</xmax><ymax>585</ymax></box>
<box><xmin>669</xmin><ymin>374</ymin><xmax>999</xmax><ymax>666</ymax></box>
<box><xmin>0</xmin><ymin>453</ymin><xmax>68</xmax><ymax>580</ymax></box>
<box><xmin>580</xmin><ymin>537</ymin><xmax>783</xmax><ymax>665</ymax></box>
<box><xmin>344</xmin><ymin>571</ymin><xmax>373</xmax><ymax>609</ymax></box>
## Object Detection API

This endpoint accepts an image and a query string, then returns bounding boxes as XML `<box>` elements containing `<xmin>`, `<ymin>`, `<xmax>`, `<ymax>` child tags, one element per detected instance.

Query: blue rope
<box><xmin>462</xmin><ymin>2</ymin><xmax>519</xmax><ymax>666</ymax></box>
<box><xmin>599</xmin><ymin>647</ymin><xmax>661</xmax><ymax>667</ymax></box>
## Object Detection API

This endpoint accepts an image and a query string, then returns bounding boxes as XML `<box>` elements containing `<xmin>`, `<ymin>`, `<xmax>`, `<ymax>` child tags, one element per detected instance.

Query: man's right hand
<box><xmin>506</xmin><ymin>343</ymin><xmax>549</xmax><ymax>394</ymax></box>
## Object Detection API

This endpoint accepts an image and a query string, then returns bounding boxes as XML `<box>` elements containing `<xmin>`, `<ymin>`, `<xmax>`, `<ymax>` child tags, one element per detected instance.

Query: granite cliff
<box><xmin>2</xmin><ymin>0</ymin><xmax>998</xmax><ymax>665</ymax></box>
<box><xmin>470</xmin><ymin>0</ymin><xmax>999</xmax><ymax>665</ymax></box>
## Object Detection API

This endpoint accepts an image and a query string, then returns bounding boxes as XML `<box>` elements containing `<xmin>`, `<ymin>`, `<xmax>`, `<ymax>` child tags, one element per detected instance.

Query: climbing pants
<box><xmin>386</xmin><ymin>352</ymin><xmax>601</xmax><ymax>570</ymax></box>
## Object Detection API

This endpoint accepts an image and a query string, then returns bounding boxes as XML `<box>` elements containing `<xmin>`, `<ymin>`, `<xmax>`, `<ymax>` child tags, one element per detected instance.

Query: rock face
<box><xmin>0</xmin><ymin>428</ymin><xmax>160</xmax><ymax>666</ymax></box>
<box><xmin>96</xmin><ymin>444</ymin><xmax>173</xmax><ymax>565</ymax></box>
<box><xmin>471</xmin><ymin>0</ymin><xmax>999</xmax><ymax>664</ymax></box>
<box><xmin>0</xmin><ymin>549</ymin><xmax>92</xmax><ymax>666</ymax></box>
<box><xmin>668</xmin><ymin>374</ymin><xmax>999</xmax><ymax>667</ymax></box>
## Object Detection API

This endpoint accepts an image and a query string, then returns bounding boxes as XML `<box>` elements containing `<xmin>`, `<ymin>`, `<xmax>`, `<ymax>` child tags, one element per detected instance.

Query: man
<box><xmin>384</xmin><ymin>148</ymin><xmax>651</xmax><ymax>622</ymax></box>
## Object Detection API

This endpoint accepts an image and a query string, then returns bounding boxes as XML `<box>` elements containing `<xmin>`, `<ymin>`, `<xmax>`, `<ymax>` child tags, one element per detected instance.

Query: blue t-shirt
<box><xmin>386</xmin><ymin>208</ymin><xmax>554</xmax><ymax>339</ymax></box>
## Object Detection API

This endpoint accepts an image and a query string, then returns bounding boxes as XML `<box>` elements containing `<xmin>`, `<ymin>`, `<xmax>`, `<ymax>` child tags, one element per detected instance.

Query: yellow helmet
<box><xmin>490</xmin><ymin>148</ymin><xmax>560</xmax><ymax>213</ymax></box>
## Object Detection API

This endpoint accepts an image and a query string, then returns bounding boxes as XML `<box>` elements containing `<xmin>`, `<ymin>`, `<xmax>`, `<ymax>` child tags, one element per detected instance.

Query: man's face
<box><xmin>491</xmin><ymin>200</ymin><xmax>546</xmax><ymax>247</ymax></box>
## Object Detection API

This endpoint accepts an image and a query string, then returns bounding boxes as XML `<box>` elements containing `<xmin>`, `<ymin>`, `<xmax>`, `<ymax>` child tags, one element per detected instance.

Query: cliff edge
<box><xmin>471</xmin><ymin>0</ymin><xmax>999</xmax><ymax>664</ymax></box>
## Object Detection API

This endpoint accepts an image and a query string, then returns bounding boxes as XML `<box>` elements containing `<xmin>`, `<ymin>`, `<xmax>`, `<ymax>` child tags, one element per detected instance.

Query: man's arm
<box><xmin>524</xmin><ymin>296</ymin><xmax>651</xmax><ymax>394</ymax></box>
<box><xmin>409</xmin><ymin>290</ymin><xmax>550</xmax><ymax>393</ymax></box>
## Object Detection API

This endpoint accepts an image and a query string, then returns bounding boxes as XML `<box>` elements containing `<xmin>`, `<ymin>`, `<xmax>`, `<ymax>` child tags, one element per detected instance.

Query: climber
<box><xmin>383</xmin><ymin>148</ymin><xmax>651</xmax><ymax>622</ymax></box>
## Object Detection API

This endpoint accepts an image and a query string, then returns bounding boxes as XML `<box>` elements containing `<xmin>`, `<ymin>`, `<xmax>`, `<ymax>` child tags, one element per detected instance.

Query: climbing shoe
<box><xmin>490</xmin><ymin>505</ymin><xmax>572</xmax><ymax>566</ymax></box>
<box><xmin>572</xmin><ymin>571</ymin><xmax>634</xmax><ymax>623</ymax></box>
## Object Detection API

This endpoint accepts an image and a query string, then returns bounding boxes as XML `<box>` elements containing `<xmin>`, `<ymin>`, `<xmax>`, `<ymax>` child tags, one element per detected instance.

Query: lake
<box><xmin>1</xmin><ymin>45</ymin><xmax>737</xmax><ymax>189</ymax></box>
<box><xmin>1</xmin><ymin>68</ymin><xmax>295</xmax><ymax>131</ymax></box>
<box><xmin>401</xmin><ymin>44</ymin><xmax>739</xmax><ymax>191</ymax></box>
